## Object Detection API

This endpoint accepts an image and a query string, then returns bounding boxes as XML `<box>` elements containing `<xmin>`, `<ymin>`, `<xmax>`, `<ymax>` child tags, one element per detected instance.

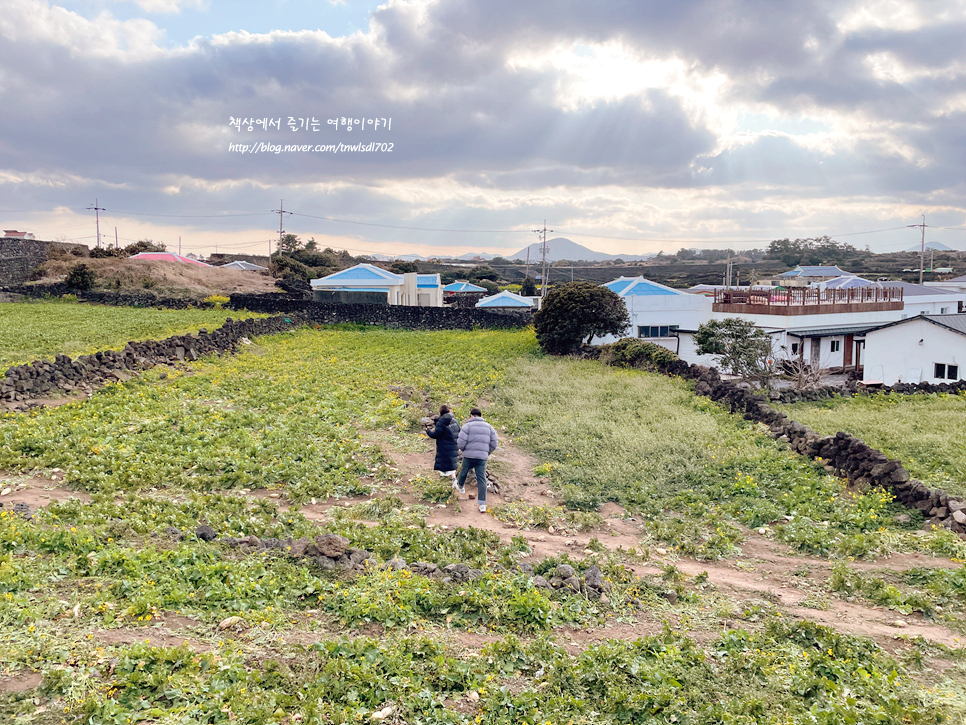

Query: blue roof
<box><xmin>476</xmin><ymin>291</ymin><xmax>533</xmax><ymax>308</ymax></box>
<box><xmin>603</xmin><ymin>279</ymin><xmax>635</xmax><ymax>294</ymax></box>
<box><xmin>779</xmin><ymin>266</ymin><xmax>850</xmax><ymax>278</ymax></box>
<box><xmin>312</xmin><ymin>263</ymin><xmax>403</xmax><ymax>289</ymax></box>
<box><xmin>443</xmin><ymin>281</ymin><xmax>487</xmax><ymax>293</ymax></box>
<box><xmin>603</xmin><ymin>276</ymin><xmax>683</xmax><ymax>296</ymax></box>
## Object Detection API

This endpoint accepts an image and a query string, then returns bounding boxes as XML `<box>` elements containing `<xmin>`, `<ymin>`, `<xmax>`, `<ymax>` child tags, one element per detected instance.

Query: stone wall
<box><xmin>617</xmin><ymin>355</ymin><xmax>966</xmax><ymax>536</ymax></box>
<box><xmin>2</xmin><ymin>283</ymin><xmax>206</xmax><ymax>309</ymax></box>
<box><xmin>0</xmin><ymin>315</ymin><xmax>303</xmax><ymax>409</ymax></box>
<box><xmin>229</xmin><ymin>293</ymin><xmax>532</xmax><ymax>329</ymax></box>
<box><xmin>0</xmin><ymin>240</ymin><xmax>88</xmax><ymax>285</ymax></box>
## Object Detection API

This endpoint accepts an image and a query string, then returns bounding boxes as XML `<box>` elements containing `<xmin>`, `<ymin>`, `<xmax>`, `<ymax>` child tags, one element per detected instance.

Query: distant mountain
<box><xmin>510</xmin><ymin>237</ymin><xmax>653</xmax><ymax>263</ymax></box>
<box><xmin>455</xmin><ymin>252</ymin><xmax>498</xmax><ymax>261</ymax></box>
<box><xmin>905</xmin><ymin>242</ymin><xmax>955</xmax><ymax>252</ymax></box>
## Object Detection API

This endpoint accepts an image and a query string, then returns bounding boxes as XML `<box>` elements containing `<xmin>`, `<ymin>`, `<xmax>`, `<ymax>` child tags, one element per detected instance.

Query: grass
<box><xmin>777</xmin><ymin>391</ymin><xmax>966</xmax><ymax>497</ymax></box>
<box><xmin>0</xmin><ymin>300</ymin><xmax>262</xmax><ymax>370</ymax></box>
<box><xmin>493</xmin><ymin>356</ymin><xmax>966</xmax><ymax>562</ymax></box>
<box><xmin>1</xmin><ymin>324</ymin><xmax>965</xmax><ymax>722</ymax></box>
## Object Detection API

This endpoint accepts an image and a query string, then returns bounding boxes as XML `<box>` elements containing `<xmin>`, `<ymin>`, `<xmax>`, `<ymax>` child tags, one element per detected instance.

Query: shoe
<box><xmin>479</xmin><ymin>504</ymin><xmax>487</xmax><ymax>513</ymax></box>
<box><xmin>452</xmin><ymin>481</ymin><xmax>465</xmax><ymax>495</ymax></box>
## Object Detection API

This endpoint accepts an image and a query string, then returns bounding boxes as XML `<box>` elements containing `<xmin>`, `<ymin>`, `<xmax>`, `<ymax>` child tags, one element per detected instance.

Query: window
<box><xmin>638</xmin><ymin>325</ymin><xmax>679</xmax><ymax>338</ymax></box>
<box><xmin>830</xmin><ymin>340</ymin><xmax>841</xmax><ymax>353</ymax></box>
<box><xmin>941</xmin><ymin>307</ymin><xmax>950</xmax><ymax>314</ymax></box>
<box><xmin>791</xmin><ymin>343</ymin><xmax>799</xmax><ymax>355</ymax></box>
<box><xmin>935</xmin><ymin>363</ymin><xmax>946</xmax><ymax>379</ymax></box>
<box><xmin>949</xmin><ymin>365</ymin><xmax>959</xmax><ymax>380</ymax></box>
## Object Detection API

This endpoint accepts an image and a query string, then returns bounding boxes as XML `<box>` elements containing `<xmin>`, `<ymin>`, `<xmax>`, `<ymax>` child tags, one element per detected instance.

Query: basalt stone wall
<box><xmin>769</xmin><ymin>377</ymin><xmax>966</xmax><ymax>405</ymax></box>
<box><xmin>0</xmin><ymin>241</ymin><xmax>88</xmax><ymax>285</ymax></box>
<box><xmin>229</xmin><ymin>293</ymin><xmax>532</xmax><ymax>329</ymax></box>
<box><xmin>0</xmin><ymin>314</ymin><xmax>305</xmax><ymax>408</ymax></box>
<box><xmin>691</xmin><ymin>367</ymin><xmax>966</xmax><ymax>535</ymax></box>
<box><xmin>601</xmin><ymin>352</ymin><xmax>966</xmax><ymax>536</ymax></box>
<box><xmin>2</xmin><ymin>283</ymin><xmax>207</xmax><ymax>309</ymax></box>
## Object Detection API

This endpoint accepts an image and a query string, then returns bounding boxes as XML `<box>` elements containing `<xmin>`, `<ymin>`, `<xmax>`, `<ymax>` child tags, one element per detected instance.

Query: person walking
<box><xmin>455</xmin><ymin>408</ymin><xmax>499</xmax><ymax>513</ymax></box>
<box><xmin>425</xmin><ymin>405</ymin><xmax>460</xmax><ymax>484</ymax></box>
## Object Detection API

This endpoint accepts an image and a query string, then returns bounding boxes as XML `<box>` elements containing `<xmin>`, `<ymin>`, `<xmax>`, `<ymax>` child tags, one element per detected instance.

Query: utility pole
<box><xmin>532</xmin><ymin>220</ymin><xmax>552</xmax><ymax>297</ymax></box>
<box><xmin>908</xmin><ymin>215</ymin><xmax>927</xmax><ymax>285</ymax></box>
<box><xmin>114</xmin><ymin>227</ymin><xmax>119</xmax><ymax>250</ymax></box>
<box><xmin>272</xmin><ymin>199</ymin><xmax>292</xmax><ymax>256</ymax></box>
<box><xmin>87</xmin><ymin>199</ymin><xmax>105</xmax><ymax>248</ymax></box>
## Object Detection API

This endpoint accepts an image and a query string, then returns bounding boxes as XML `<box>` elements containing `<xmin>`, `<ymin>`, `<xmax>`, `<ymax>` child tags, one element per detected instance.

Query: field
<box><xmin>1</xmin><ymin>307</ymin><xmax>966</xmax><ymax>724</ymax></box>
<box><xmin>778</xmin><ymin>393</ymin><xmax>966</xmax><ymax>498</ymax></box>
<box><xmin>0</xmin><ymin>301</ymin><xmax>263</xmax><ymax>370</ymax></box>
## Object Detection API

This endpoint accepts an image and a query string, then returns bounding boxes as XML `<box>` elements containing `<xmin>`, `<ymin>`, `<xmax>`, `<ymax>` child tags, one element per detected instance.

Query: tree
<box><xmin>694</xmin><ymin>318</ymin><xmax>776</xmax><ymax>385</ymax></box>
<box><xmin>534</xmin><ymin>281</ymin><xmax>630</xmax><ymax>354</ymax></box>
<box><xmin>278</xmin><ymin>233</ymin><xmax>303</xmax><ymax>254</ymax></box>
<box><xmin>304</xmin><ymin>237</ymin><xmax>318</xmax><ymax>251</ymax></box>
<box><xmin>468</xmin><ymin>265</ymin><xmax>499</xmax><ymax>281</ymax></box>
<box><xmin>390</xmin><ymin>261</ymin><xmax>419</xmax><ymax>274</ymax></box>
<box><xmin>520</xmin><ymin>276</ymin><xmax>537</xmax><ymax>296</ymax></box>
<box><xmin>124</xmin><ymin>239</ymin><xmax>165</xmax><ymax>255</ymax></box>
<box><xmin>65</xmin><ymin>263</ymin><xmax>97</xmax><ymax>290</ymax></box>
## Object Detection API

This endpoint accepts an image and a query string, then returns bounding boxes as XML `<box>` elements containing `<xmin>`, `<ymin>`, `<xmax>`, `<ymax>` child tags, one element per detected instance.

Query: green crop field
<box><xmin>0</xmin><ymin>300</ymin><xmax>261</xmax><ymax>370</ymax></box>
<box><xmin>778</xmin><ymin>392</ymin><xmax>966</xmax><ymax>498</ymax></box>
<box><xmin>1</xmin><ymin>317</ymin><xmax>964</xmax><ymax>724</ymax></box>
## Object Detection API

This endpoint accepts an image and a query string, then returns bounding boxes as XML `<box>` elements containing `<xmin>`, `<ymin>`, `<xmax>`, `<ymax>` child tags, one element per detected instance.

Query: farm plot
<box><xmin>0</xmin><ymin>301</ymin><xmax>258</xmax><ymax>370</ymax></box>
<box><xmin>777</xmin><ymin>392</ymin><xmax>966</xmax><ymax>498</ymax></box>
<box><xmin>1</xmin><ymin>325</ymin><xmax>965</xmax><ymax>723</ymax></box>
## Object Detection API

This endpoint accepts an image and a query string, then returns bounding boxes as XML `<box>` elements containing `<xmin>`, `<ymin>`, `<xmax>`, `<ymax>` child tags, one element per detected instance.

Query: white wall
<box><xmin>863</xmin><ymin>319</ymin><xmax>966</xmax><ymax>385</ymax></box>
<box><xmin>593</xmin><ymin>293</ymin><xmax>712</xmax><ymax>346</ymax></box>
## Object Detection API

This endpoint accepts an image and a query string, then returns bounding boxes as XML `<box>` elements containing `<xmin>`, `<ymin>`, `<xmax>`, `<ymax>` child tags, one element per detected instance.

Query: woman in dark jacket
<box><xmin>426</xmin><ymin>405</ymin><xmax>460</xmax><ymax>482</ymax></box>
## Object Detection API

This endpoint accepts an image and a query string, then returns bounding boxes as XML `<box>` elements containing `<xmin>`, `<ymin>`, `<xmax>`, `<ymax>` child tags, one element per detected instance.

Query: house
<box><xmin>310</xmin><ymin>263</ymin><xmax>442</xmax><ymax>306</ymax></box>
<box><xmin>2</xmin><ymin>230</ymin><xmax>36</xmax><ymax>240</ymax></box>
<box><xmin>759</xmin><ymin>265</ymin><xmax>852</xmax><ymax>287</ymax></box>
<box><xmin>886</xmin><ymin>281</ymin><xmax>966</xmax><ymax>317</ymax></box>
<box><xmin>863</xmin><ymin>315</ymin><xmax>966</xmax><ymax>385</ymax></box>
<box><xmin>443</xmin><ymin>281</ymin><xmax>487</xmax><ymax>293</ymax></box>
<box><xmin>128</xmin><ymin>252</ymin><xmax>212</xmax><ymax>267</ymax></box>
<box><xmin>219</xmin><ymin>260</ymin><xmax>268</xmax><ymax>272</ymax></box>
<box><xmin>593</xmin><ymin>277</ymin><xmax>712</xmax><ymax>363</ymax></box>
<box><xmin>475</xmin><ymin>290</ymin><xmax>533</xmax><ymax>309</ymax></box>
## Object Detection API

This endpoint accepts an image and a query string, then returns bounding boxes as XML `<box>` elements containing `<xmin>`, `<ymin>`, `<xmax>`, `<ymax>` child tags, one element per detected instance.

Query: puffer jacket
<box><xmin>427</xmin><ymin>412</ymin><xmax>460</xmax><ymax>471</ymax></box>
<box><xmin>457</xmin><ymin>416</ymin><xmax>499</xmax><ymax>460</ymax></box>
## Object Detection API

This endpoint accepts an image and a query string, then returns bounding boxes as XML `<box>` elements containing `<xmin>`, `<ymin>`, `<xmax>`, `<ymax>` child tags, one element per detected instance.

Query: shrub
<box><xmin>65</xmin><ymin>263</ymin><xmax>97</xmax><ymax>290</ymax></box>
<box><xmin>204</xmin><ymin>294</ymin><xmax>230</xmax><ymax>309</ymax></box>
<box><xmin>599</xmin><ymin>338</ymin><xmax>678</xmax><ymax>370</ymax></box>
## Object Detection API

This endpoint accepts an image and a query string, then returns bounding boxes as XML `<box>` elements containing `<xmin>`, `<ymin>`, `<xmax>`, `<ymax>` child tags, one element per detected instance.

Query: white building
<box><xmin>310</xmin><ymin>263</ymin><xmax>442</xmax><ymax>306</ymax></box>
<box><xmin>592</xmin><ymin>277</ymin><xmax>713</xmax><ymax>363</ymax></box>
<box><xmin>863</xmin><ymin>315</ymin><xmax>966</xmax><ymax>385</ymax></box>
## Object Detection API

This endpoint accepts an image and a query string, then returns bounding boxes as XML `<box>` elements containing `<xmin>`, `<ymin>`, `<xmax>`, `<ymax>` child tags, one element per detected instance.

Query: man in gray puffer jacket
<box><xmin>455</xmin><ymin>408</ymin><xmax>499</xmax><ymax>513</ymax></box>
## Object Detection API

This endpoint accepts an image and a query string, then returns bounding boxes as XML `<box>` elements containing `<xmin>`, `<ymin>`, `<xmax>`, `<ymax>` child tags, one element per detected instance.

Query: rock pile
<box><xmin>0</xmin><ymin>314</ymin><xmax>304</xmax><ymax>409</ymax></box>
<box><xmin>205</xmin><ymin>526</ymin><xmax>374</xmax><ymax>571</ymax></box>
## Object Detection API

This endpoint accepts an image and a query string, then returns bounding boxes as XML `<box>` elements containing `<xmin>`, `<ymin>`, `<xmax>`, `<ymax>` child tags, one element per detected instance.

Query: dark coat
<box><xmin>427</xmin><ymin>412</ymin><xmax>460</xmax><ymax>471</ymax></box>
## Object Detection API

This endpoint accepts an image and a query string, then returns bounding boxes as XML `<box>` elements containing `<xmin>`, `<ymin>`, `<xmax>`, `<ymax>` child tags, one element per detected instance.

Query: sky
<box><xmin>2</xmin><ymin>0</ymin><xmax>966</xmax><ymax>259</ymax></box>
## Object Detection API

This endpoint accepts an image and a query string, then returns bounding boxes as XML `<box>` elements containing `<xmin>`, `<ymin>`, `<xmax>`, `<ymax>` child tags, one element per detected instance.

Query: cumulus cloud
<box><xmin>2</xmin><ymin>0</ymin><xmax>965</xmax><ymax>254</ymax></box>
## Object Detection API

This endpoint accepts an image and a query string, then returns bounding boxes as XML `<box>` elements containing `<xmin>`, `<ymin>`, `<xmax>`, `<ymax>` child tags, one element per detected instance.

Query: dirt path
<box><xmin>5</xmin><ymin>438</ymin><xmax>965</xmax><ymax>656</ymax></box>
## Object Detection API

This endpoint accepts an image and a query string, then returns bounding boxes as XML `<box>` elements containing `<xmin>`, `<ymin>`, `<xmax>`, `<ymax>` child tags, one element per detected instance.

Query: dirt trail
<box><xmin>5</xmin><ymin>437</ymin><xmax>965</xmax><ymax>655</ymax></box>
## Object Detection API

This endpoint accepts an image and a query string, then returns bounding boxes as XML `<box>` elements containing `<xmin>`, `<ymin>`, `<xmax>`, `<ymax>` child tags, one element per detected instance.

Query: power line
<box><xmin>290</xmin><ymin>212</ymin><xmax>532</xmax><ymax>234</ymax></box>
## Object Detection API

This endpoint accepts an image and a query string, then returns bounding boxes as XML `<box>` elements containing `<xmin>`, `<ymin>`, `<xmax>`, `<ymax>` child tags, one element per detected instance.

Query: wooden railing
<box><xmin>713</xmin><ymin>286</ymin><xmax>904</xmax><ymax>306</ymax></box>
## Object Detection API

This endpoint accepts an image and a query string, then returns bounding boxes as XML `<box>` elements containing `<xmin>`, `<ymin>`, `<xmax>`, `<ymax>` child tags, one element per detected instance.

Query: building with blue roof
<box><xmin>593</xmin><ymin>277</ymin><xmax>713</xmax><ymax>360</ymax></box>
<box><xmin>310</xmin><ymin>263</ymin><xmax>442</xmax><ymax>306</ymax></box>
<box><xmin>443</xmin><ymin>280</ymin><xmax>488</xmax><ymax>293</ymax></box>
<box><xmin>475</xmin><ymin>290</ymin><xmax>533</xmax><ymax>309</ymax></box>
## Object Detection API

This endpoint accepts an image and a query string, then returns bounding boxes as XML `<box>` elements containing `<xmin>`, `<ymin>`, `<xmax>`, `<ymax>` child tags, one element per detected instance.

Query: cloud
<box><xmin>1</xmin><ymin>0</ymin><xmax>965</xmax><ymax>255</ymax></box>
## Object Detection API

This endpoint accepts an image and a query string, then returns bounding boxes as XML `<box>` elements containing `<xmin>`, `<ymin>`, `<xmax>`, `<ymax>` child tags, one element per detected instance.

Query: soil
<box><xmin>4</xmin><ymin>432</ymin><xmax>964</xmax><ymax>659</ymax></box>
